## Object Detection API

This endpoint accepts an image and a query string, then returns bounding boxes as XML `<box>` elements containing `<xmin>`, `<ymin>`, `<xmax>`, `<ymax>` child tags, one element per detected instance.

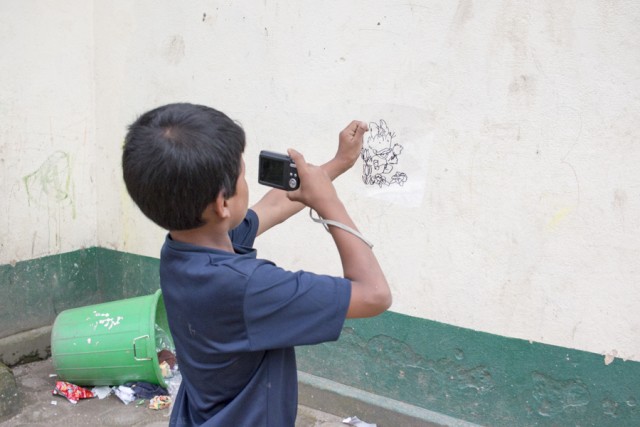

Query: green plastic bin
<box><xmin>51</xmin><ymin>290</ymin><xmax>173</xmax><ymax>387</ymax></box>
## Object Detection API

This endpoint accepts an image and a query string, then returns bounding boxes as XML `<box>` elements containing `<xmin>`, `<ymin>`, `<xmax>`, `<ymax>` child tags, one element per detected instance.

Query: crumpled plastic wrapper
<box><xmin>113</xmin><ymin>385</ymin><xmax>136</xmax><ymax>405</ymax></box>
<box><xmin>148</xmin><ymin>395</ymin><xmax>172</xmax><ymax>410</ymax></box>
<box><xmin>342</xmin><ymin>416</ymin><xmax>377</xmax><ymax>427</ymax></box>
<box><xmin>52</xmin><ymin>381</ymin><xmax>94</xmax><ymax>404</ymax></box>
<box><xmin>91</xmin><ymin>386</ymin><xmax>113</xmax><ymax>400</ymax></box>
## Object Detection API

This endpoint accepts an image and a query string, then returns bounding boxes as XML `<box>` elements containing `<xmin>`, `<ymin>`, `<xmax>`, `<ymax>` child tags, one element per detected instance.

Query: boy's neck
<box><xmin>169</xmin><ymin>224</ymin><xmax>235</xmax><ymax>253</ymax></box>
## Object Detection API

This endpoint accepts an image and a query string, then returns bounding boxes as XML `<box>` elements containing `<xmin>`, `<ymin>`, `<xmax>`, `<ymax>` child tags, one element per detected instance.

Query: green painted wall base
<box><xmin>1</xmin><ymin>248</ymin><xmax>639</xmax><ymax>426</ymax></box>
<box><xmin>0</xmin><ymin>248</ymin><xmax>161</xmax><ymax>340</ymax></box>
<box><xmin>297</xmin><ymin>312</ymin><xmax>640</xmax><ymax>426</ymax></box>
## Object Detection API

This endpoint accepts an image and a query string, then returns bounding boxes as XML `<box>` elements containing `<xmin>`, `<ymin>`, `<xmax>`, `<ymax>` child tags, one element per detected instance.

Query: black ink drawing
<box><xmin>361</xmin><ymin>119</ymin><xmax>408</xmax><ymax>187</ymax></box>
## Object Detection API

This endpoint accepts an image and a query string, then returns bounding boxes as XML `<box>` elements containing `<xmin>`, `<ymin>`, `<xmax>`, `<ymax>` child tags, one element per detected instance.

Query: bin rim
<box><xmin>149</xmin><ymin>289</ymin><xmax>170</xmax><ymax>388</ymax></box>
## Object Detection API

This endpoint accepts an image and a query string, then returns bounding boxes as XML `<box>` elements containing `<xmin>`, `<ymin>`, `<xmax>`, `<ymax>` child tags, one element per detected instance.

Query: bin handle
<box><xmin>133</xmin><ymin>335</ymin><xmax>152</xmax><ymax>361</ymax></box>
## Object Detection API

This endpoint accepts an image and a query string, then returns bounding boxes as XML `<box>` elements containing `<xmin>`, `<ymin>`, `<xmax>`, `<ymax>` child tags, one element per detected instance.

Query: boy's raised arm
<box><xmin>286</xmin><ymin>149</ymin><xmax>392</xmax><ymax>318</ymax></box>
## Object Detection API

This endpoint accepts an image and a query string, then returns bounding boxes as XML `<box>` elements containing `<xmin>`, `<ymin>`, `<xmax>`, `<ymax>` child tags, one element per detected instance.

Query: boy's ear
<box><xmin>212</xmin><ymin>191</ymin><xmax>230</xmax><ymax>219</ymax></box>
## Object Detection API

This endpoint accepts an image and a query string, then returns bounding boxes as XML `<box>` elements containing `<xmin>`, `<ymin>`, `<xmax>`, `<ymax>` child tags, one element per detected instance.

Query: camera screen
<box><xmin>259</xmin><ymin>158</ymin><xmax>284</xmax><ymax>184</ymax></box>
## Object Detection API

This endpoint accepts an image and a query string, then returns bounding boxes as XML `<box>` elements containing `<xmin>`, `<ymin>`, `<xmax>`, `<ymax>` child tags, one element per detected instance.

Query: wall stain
<box><xmin>546</xmin><ymin>206</ymin><xmax>573</xmax><ymax>230</ymax></box>
<box><xmin>452</xmin><ymin>0</ymin><xmax>474</xmax><ymax>29</ymax></box>
<box><xmin>612</xmin><ymin>189</ymin><xmax>627</xmax><ymax>228</ymax></box>
<box><xmin>531</xmin><ymin>372</ymin><xmax>590</xmax><ymax>417</ymax></box>
<box><xmin>508</xmin><ymin>74</ymin><xmax>537</xmax><ymax>105</ymax></box>
<box><xmin>602</xmin><ymin>398</ymin><xmax>619</xmax><ymax>418</ymax></box>
<box><xmin>164</xmin><ymin>35</ymin><xmax>186</xmax><ymax>64</ymax></box>
<box><xmin>23</xmin><ymin>151</ymin><xmax>73</xmax><ymax>209</ymax></box>
<box><xmin>331</xmin><ymin>328</ymin><xmax>495</xmax><ymax>399</ymax></box>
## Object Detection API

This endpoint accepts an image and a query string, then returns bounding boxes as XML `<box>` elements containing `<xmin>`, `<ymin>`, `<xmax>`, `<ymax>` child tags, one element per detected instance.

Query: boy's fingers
<box><xmin>285</xmin><ymin>150</ymin><xmax>304</xmax><ymax>201</ymax></box>
<box><xmin>345</xmin><ymin>120</ymin><xmax>368</xmax><ymax>139</ymax></box>
<box><xmin>287</xmin><ymin>148</ymin><xmax>300</xmax><ymax>161</ymax></box>
<box><xmin>287</xmin><ymin>148</ymin><xmax>306</xmax><ymax>171</ymax></box>
<box><xmin>354</xmin><ymin>121</ymin><xmax>368</xmax><ymax>138</ymax></box>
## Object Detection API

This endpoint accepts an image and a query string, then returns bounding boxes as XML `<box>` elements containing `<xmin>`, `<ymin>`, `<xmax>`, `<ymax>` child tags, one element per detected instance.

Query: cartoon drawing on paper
<box><xmin>361</xmin><ymin>119</ymin><xmax>408</xmax><ymax>187</ymax></box>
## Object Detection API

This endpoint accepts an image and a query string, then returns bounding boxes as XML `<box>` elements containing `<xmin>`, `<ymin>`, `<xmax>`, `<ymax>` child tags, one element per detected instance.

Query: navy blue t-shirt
<box><xmin>160</xmin><ymin>209</ymin><xmax>351</xmax><ymax>426</ymax></box>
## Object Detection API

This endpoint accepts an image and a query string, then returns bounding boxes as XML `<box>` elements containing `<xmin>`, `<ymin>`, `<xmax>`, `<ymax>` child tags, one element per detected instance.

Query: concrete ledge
<box><xmin>298</xmin><ymin>371</ymin><xmax>482</xmax><ymax>427</ymax></box>
<box><xmin>0</xmin><ymin>326</ymin><xmax>52</xmax><ymax>367</ymax></box>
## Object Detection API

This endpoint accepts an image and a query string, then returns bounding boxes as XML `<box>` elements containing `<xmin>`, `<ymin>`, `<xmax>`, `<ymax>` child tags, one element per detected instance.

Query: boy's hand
<box><xmin>286</xmin><ymin>149</ymin><xmax>339</xmax><ymax>214</ymax></box>
<box><xmin>252</xmin><ymin>120</ymin><xmax>367</xmax><ymax>237</ymax></box>
<box><xmin>332</xmin><ymin>120</ymin><xmax>368</xmax><ymax>175</ymax></box>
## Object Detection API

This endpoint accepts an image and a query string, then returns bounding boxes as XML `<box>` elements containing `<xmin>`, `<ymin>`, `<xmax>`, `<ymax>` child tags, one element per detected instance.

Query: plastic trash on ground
<box><xmin>149</xmin><ymin>395</ymin><xmax>172</xmax><ymax>410</ymax></box>
<box><xmin>342</xmin><ymin>416</ymin><xmax>377</xmax><ymax>427</ymax></box>
<box><xmin>91</xmin><ymin>386</ymin><xmax>113</xmax><ymax>399</ymax></box>
<box><xmin>52</xmin><ymin>381</ymin><xmax>94</xmax><ymax>404</ymax></box>
<box><xmin>113</xmin><ymin>385</ymin><xmax>136</xmax><ymax>405</ymax></box>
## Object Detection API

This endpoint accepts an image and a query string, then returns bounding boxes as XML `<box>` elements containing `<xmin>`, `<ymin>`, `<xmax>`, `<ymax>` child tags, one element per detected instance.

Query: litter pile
<box><xmin>50</xmin><ymin>322</ymin><xmax>180</xmax><ymax>412</ymax></box>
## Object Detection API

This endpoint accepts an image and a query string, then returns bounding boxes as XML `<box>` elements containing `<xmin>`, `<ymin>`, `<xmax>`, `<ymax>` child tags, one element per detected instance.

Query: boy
<box><xmin>122</xmin><ymin>103</ymin><xmax>391</xmax><ymax>426</ymax></box>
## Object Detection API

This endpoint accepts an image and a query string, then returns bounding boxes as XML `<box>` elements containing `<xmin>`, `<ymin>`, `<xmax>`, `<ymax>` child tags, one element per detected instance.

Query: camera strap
<box><xmin>309</xmin><ymin>209</ymin><xmax>374</xmax><ymax>249</ymax></box>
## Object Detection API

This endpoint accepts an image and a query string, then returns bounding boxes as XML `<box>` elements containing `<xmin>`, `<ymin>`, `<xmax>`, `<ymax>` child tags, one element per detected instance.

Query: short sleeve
<box><xmin>229</xmin><ymin>209</ymin><xmax>259</xmax><ymax>247</ymax></box>
<box><xmin>243</xmin><ymin>263</ymin><xmax>351</xmax><ymax>351</ymax></box>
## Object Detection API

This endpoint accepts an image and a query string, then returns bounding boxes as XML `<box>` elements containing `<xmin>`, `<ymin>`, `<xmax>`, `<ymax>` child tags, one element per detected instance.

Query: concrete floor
<box><xmin>0</xmin><ymin>358</ymin><xmax>348</xmax><ymax>426</ymax></box>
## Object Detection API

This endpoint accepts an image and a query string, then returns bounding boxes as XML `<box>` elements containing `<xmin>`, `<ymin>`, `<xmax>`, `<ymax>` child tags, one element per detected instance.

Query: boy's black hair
<box><xmin>122</xmin><ymin>103</ymin><xmax>246</xmax><ymax>230</ymax></box>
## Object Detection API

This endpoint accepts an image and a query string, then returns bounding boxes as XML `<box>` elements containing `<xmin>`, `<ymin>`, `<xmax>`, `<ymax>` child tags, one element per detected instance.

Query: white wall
<box><xmin>0</xmin><ymin>1</ymin><xmax>97</xmax><ymax>263</ymax></box>
<box><xmin>3</xmin><ymin>1</ymin><xmax>639</xmax><ymax>362</ymax></box>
